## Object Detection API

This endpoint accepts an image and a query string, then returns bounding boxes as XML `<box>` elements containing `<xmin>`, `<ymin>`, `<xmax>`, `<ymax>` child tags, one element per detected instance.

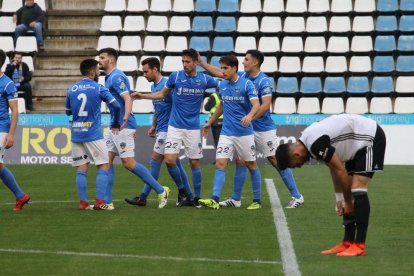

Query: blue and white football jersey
<box><xmin>66</xmin><ymin>78</ymin><xmax>116</xmax><ymax>143</ymax></box>
<box><xmin>152</xmin><ymin>77</ymin><xmax>171</xmax><ymax>133</ymax></box>
<box><xmin>239</xmin><ymin>71</ymin><xmax>275</xmax><ymax>132</ymax></box>
<box><xmin>105</xmin><ymin>68</ymin><xmax>137</xmax><ymax>129</ymax></box>
<box><xmin>0</xmin><ymin>74</ymin><xmax>17</xmax><ymax>133</ymax></box>
<box><xmin>219</xmin><ymin>76</ymin><xmax>258</xmax><ymax>136</ymax></box>
<box><xmin>165</xmin><ymin>70</ymin><xmax>218</xmax><ymax>130</ymax></box>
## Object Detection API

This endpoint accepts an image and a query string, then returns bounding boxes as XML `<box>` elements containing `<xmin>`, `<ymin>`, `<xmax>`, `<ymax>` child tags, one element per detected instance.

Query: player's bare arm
<box><xmin>5</xmin><ymin>100</ymin><xmax>18</xmax><ymax>149</ymax></box>
<box><xmin>196</xmin><ymin>52</ymin><xmax>224</xmax><ymax>78</ymax></box>
<box><xmin>132</xmin><ymin>87</ymin><xmax>170</xmax><ymax>100</ymax></box>
<box><xmin>252</xmin><ymin>95</ymin><xmax>271</xmax><ymax>121</ymax></box>
<box><xmin>147</xmin><ymin>113</ymin><xmax>157</xmax><ymax>137</ymax></box>
<box><xmin>120</xmin><ymin>92</ymin><xmax>132</xmax><ymax>129</ymax></box>
<box><xmin>241</xmin><ymin>98</ymin><xmax>259</xmax><ymax>127</ymax></box>
<box><xmin>203</xmin><ymin>102</ymin><xmax>223</xmax><ymax>138</ymax></box>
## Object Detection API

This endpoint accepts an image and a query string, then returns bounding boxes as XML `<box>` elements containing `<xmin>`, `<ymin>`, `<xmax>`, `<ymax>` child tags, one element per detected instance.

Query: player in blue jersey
<box><xmin>198</xmin><ymin>50</ymin><xmax>304</xmax><ymax>209</ymax></box>
<box><xmin>98</xmin><ymin>48</ymin><xmax>170</xmax><ymax>209</ymax></box>
<box><xmin>124</xmin><ymin>57</ymin><xmax>191</xmax><ymax>207</ymax></box>
<box><xmin>133</xmin><ymin>49</ymin><xmax>219</xmax><ymax>206</ymax></box>
<box><xmin>0</xmin><ymin>50</ymin><xmax>30</xmax><ymax>211</ymax></box>
<box><xmin>199</xmin><ymin>55</ymin><xmax>261</xmax><ymax>210</ymax></box>
<box><xmin>66</xmin><ymin>59</ymin><xmax>121</xmax><ymax>210</ymax></box>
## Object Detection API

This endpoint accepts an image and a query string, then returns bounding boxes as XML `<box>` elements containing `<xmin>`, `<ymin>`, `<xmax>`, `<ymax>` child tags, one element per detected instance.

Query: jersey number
<box><xmin>77</xmin><ymin>93</ymin><xmax>88</xmax><ymax>116</ymax></box>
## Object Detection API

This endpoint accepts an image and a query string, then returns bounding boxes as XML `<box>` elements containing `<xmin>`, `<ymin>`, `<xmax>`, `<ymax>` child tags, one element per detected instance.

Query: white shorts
<box><xmin>105</xmin><ymin>128</ymin><xmax>136</xmax><ymax>158</ymax></box>
<box><xmin>164</xmin><ymin>125</ymin><xmax>203</xmax><ymax>159</ymax></box>
<box><xmin>216</xmin><ymin>135</ymin><xmax>256</xmax><ymax>162</ymax></box>
<box><xmin>153</xmin><ymin>131</ymin><xmax>167</xmax><ymax>155</ymax></box>
<box><xmin>254</xmin><ymin>130</ymin><xmax>279</xmax><ymax>158</ymax></box>
<box><xmin>0</xmin><ymin>133</ymin><xmax>7</xmax><ymax>164</ymax></box>
<box><xmin>71</xmin><ymin>139</ymin><xmax>109</xmax><ymax>167</ymax></box>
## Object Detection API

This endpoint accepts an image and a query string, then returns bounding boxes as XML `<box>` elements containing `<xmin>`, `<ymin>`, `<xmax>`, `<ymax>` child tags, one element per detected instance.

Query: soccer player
<box><xmin>199</xmin><ymin>55</ymin><xmax>261</xmax><ymax>210</ymax></box>
<box><xmin>276</xmin><ymin>114</ymin><xmax>386</xmax><ymax>256</ymax></box>
<box><xmin>124</xmin><ymin>57</ymin><xmax>191</xmax><ymax>206</ymax></box>
<box><xmin>133</xmin><ymin>49</ymin><xmax>218</xmax><ymax>206</ymax></box>
<box><xmin>198</xmin><ymin>50</ymin><xmax>304</xmax><ymax>208</ymax></box>
<box><xmin>0</xmin><ymin>49</ymin><xmax>30</xmax><ymax>211</ymax></box>
<box><xmin>66</xmin><ymin>59</ymin><xmax>121</xmax><ymax>210</ymax></box>
<box><xmin>98</xmin><ymin>48</ymin><xmax>170</xmax><ymax>209</ymax></box>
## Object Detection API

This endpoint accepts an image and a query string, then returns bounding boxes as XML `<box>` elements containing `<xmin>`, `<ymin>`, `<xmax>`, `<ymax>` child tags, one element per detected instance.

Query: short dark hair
<box><xmin>80</xmin><ymin>59</ymin><xmax>99</xmax><ymax>76</ymax></box>
<box><xmin>141</xmin><ymin>57</ymin><xmax>160</xmax><ymax>71</ymax></box>
<box><xmin>246</xmin><ymin>49</ymin><xmax>264</xmax><ymax>66</ymax></box>
<box><xmin>219</xmin><ymin>55</ymin><xmax>238</xmax><ymax>68</ymax></box>
<box><xmin>182</xmin><ymin>48</ymin><xmax>198</xmax><ymax>61</ymax></box>
<box><xmin>275</xmin><ymin>143</ymin><xmax>292</xmax><ymax>170</ymax></box>
<box><xmin>0</xmin><ymin>50</ymin><xmax>5</xmax><ymax>68</ymax></box>
<box><xmin>13</xmin><ymin>52</ymin><xmax>23</xmax><ymax>58</ymax></box>
<box><xmin>98</xmin><ymin>47</ymin><xmax>118</xmax><ymax>60</ymax></box>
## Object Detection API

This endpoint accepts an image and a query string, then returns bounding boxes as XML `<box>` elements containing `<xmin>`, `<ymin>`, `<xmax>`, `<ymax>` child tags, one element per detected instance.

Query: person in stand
<box><xmin>13</xmin><ymin>0</ymin><xmax>45</xmax><ymax>49</ymax></box>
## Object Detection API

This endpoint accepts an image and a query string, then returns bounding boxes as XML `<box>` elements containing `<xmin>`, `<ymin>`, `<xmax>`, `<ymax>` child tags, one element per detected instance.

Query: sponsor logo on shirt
<box><xmin>221</xmin><ymin>95</ymin><xmax>245</xmax><ymax>103</ymax></box>
<box><xmin>177</xmin><ymin>87</ymin><xmax>204</xmax><ymax>96</ymax></box>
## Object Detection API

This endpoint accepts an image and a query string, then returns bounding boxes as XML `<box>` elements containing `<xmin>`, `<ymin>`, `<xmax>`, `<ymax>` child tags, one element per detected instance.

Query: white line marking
<box><xmin>265</xmin><ymin>178</ymin><xmax>301</xmax><ymax>276</ymax></box>
<box><xmin>0</xmin><ymin>248</ymin><xmax>280</xmax><ymax>265</ymax></box>
<box><xmin>0</xmin><ymin>199</ymin><xmax>135</xmax><ymax>205</ymax></box>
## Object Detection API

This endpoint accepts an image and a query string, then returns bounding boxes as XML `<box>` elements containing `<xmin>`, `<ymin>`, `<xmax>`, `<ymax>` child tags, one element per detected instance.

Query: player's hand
<box><xmin>120</xmin><ymin>117</ymin><xmax>128</xmax><ymax>130</ymax></box>
<box><xmin>196</xmin><ymin>51</ymin><xmax>203</xmax><ymax>64</ymax></box>
<box><xmin>147</xmin><ymin>126</ymin><xmax>156</xmax><ymax>137</ymax></box>
<box><xmin>343</xmin><ymin>201</ymin><xmax>354</xmax><ymax>216</ymax></box>
<box><xmin>202</xmin><ymin>122</ymin><xmax>211</xmax><ymax>138</ymax></box>
<box><xmin>110</xmin><ymin>127</ymin><xmax>120</xmax><ymax>135</ymax></box>
<box><xmin>335</xmin><ymin>201</ymin><xmax>345</xmax><ymax>216</ymax></box>
<box><xmin>131</xmin><ymin>92</ymin><xmax>143</xmax><ymax>100</ymax></box>
<box><xmin>5</xmin><ymin>134</ymin><xmax>14</xmax><ymax>149</ymax></box>
<box><xmin>241</xmin><ymin>115</ymin><xmax>253</xmax><ymax>127</ymax></box>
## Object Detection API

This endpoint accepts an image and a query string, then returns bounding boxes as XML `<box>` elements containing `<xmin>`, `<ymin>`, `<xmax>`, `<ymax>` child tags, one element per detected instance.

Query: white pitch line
<box><xmin>0</xmin><ymin>248</ymin><xmax>280</xmax><ymax>265</ymax></box>
<box><xmin>0</xmin><ymin>199</ymin><xmax>144</xmax><ymax>205</ymax></box>
<box><xmin>265</xmin><ymin>178</ymin><xmax>301</xmax><ymax>276</ymax></box>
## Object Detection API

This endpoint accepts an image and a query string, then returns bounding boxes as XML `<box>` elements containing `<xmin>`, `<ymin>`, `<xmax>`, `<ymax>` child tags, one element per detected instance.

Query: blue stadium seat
<box><xmin>212</xmin><ymin>37</ymin><xmax>234</xmax><ymax>53</ymax></box>
<box><xmin>373</xmin><ymin>56</ymin><xmax>395</xmax><ymax>73</ymax></box>
<box><xmin>398</xmin><ymin>36</ymin><xmax>414</xmax><ymax>52</ymax></box>
<box><xmin>300</xmin><ymin>77</ymin><xmax>322</xmax><ymax>95</ymax></box>
<box><xmin>376</xmin><ymin>16</ymin><xmax>397</xmax><ymax>33</ymax></box>
<box><xmin>396</xmin><ymin>56</ymin><xmax>414</xmax><ymax>72</ymax></box>
<box><xmin>215</xmin><ymin>16</ymin><xmax>236</xmax><ymax>33</ymax></box>
<box><xmin>377</xmin><ymin>0</ymin><xmax>398</xmax><ymax>12</ymax></box>
<box><xmin>195</xmin><ymin>0</ymin><xmax>216</xmax><ymax>13</ymax></box>
<box><xmin>189</xmin><ymin>36</ymin><xmax>210</xmax><ymax>52</ymax></box>
<box><xmin>347</xmin><ymin>77</ymin><xmax>369</xmax><ymax>94</ymax></box>
<box><xmin>268</xmin><ymin>77</ymin><xmax>276</xmax><ymax>91</ymax></box>
<box><xmin>192</xmin><ymin>16</ymin><xmax>213</xmax><ymax>32</ymax></box>
<box><xmin>210</xmin><ymin>56</ymin><xmax>221</xmax><ymax>68</ymax></box>
<box><xmin>324</xmin><ymin>77</ymin><xmax>346</xmax><ymax>94</ymax></box>
<box><xmin>401</xmin><ymin>0</ymin><xmax>414</xmax><ymax>11</ymax></box>
<box><xmin>196</xmin><ymin>56</ymin><xmax>207</xmax><ymax>72</ymax></box>
<box><xmin>372</xmin><ymin>76</ymin><xmax>394</xmax><ymax>94</ymax></box>
<box><xmin>400</xmin><ymin>16</ymin><xmax>414</xmax><ymax>32</ymax></box>
<box><xmin>374</xmin><ymin>36</ymin><xmax>396</xmax><ymax>52</ymax></box>
<box><xmin>218</xmin><ymin>0</ymin><xmax>239</xmax><ymax>14</ymax></box>
<box><xmin>276</xmin><ymin>77</ymin><xmax>298</xmax><ymax>95</ymax></box>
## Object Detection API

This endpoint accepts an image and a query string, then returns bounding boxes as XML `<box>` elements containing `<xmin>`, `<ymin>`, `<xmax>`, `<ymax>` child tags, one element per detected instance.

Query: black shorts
<box><xmin>345</xmin><ymin>125</ymin><xmax>386</xmax><ymax>178</ymax></box>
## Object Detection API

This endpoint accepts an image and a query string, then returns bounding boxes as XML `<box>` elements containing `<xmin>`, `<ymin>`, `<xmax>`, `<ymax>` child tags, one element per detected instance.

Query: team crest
<box><xmin>93</xmin><ymin>151</ymin><xmax>99</xmax><ymax>158</ymax></box>
<box><xmin>235</xmin><ymin>86</ymin><xmax>241</xmax><ymax>93</ymax></box>
<box><xmin>267</xmin><ymin>141</ymin><xmax>273</xmax><ymax>148</ymax></box>
<box><xmin>195</xmin><ymin>79</ymin><xmax>201</xmax><ymax>86</ymax></box>
<box><xmin>119</xmin><ymin>81</ymin><xmax>126</xmax><ymax>90</ymax></box>
<box><xmin>158</xmin><ymin>138</ymin><xmax>165</xmax><ymax>144</ymax></box>
<box><xmin>120</xmin><ymin>142</ymin><xmax>126</xmax><ymax>149</ymax></box>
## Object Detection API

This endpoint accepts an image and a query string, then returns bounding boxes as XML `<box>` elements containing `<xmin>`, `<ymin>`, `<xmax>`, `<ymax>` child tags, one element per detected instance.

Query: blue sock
<box><xmin>0</xmin><ymin>167</ymin><xmax>25</xmax><ymax>199</ymax></box>
<box><xmin>140</xmin><ymin>159</ymin><xmax>162</xmax><ymax>199</ymax></box>
<box><xmin>96</xmin><ymin>169</ymin><xmax>109</xmax><ymax>200</ymax></box>
<box><xmin>250</xmin><ymin>168</ymin><xmax>262</xmax><ymax>203</ymax></box>
<box><xmin>76</xmin><ymin>171</ymin><xmax>87</xmax><ymax>201</ymax></box>
<box><xmin>212</xmin><ymin>169</ymin><xmax>226</xmax><ymax>201</ymax></box>
<box><xmin>132</xmin><ymin>163</ymin><xmax>164</xmax><ymax>194</ymax></box>
<box><xmin>232</xmin><ymin>165</ymin><xmax>248</xmax><ymax>201</ymax></box>
<box><xmin>191</xmin><ymin>167</ymin><xmax>202</xmax><ymax>199</ymax></box>
<box><xmin>177</xmin><ymin>159</ymin><xmax>193</xmax><ymax>197</ymax></box>
<box><xmin>104</xmin><ymin>165</ymin><xmax>114</xmax><ymax>204</ymax></box>
<box><xmin>277</xmin><ymin>167</ymin><xmax>301</xmax><ymax>199</ymax></box>
<box><xmin>167</xmin><ymin>165</ymin><xmax>184</xmax><ymax>190</ymax></box>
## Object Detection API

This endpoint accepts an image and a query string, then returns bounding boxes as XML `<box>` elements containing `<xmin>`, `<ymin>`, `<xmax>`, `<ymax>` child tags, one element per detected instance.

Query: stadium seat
<box><xmin>0</xmin><ymin>36</ymin><xmax>14</xmax><ymax>52</ymax></box>
<box><xmin>135</xmin><ymin>76</ymin><xmax>152</xmax><ymax>92</ymax></box>
<box><xmin>169</xmin><ymin>16</ymin><xmax>191</xmax><ymax>32</ymax></box>
<box><xmin>212</xmin><ymin>37</ymin><xmax>234</xmax><ymax>53</ymax></box>
<box><xmin>98</xmin><ymin>76</ymin><xmax>105</xmax><ymax>86</ymax></box>
<box><xmin>143</xmin><ymin>36</ymin><xmax>165</xmax><ymax>52</ymax></box>
<box><xmin>396</xmin><ymin>56</ymin><xmax>414</xmax><ymax>73</ymax></box>
<box><xmin>281</xmin><ymin>37</ymin><xmax>303</xmax><ymax>53</ymax></box>
<box><xmin>273</xmin><ymin>97</ymin><xmax>296</xmax><ymax>114</ymax></box>
<box><xmin>97</xmin><ymin>36</ymin><xmax>119</xmax><ymax>51</ymax></box>
<box><xmin>150</xmin><ymin>0</ymin><xmax>171</xmax><ymax>13</ymax></box>
<box><xmin>240</xmin><ymin>0</ymin><xmax>261</xmax><ymax>13</ymax></box>
<box><xmin>276</xmin><ymin>77</ymin><xmax>298</xmax><ymax>95</ymax></box>
<box><xmin>370</xmin><ymin>97</ymin><xmax>392</xmax><ymax>114</ymax></box>
<box><xmin>146</xmin><ymin>16</ymin><xmax>168</xmax><ymax>32</ymax></box>
<box><xmin>100</xmin><ymin>16</ymin><xmax>122</xmax><ymax>32</ymax></box>
<box><xmin>215</xmin><ymin>16</ymin><xmax>236</xmax><ymax>33</ymax></box>
<box><xmin>15</xmin><ymin>36</ymin><xmax>37</xmax><ymax>52</ymax></box>
<box><xmin>374</xmin><ymin>35</ymin><xmax>396</xmax><ymax>52</ymax></box>
<box><xmin>376</xmin><ymin>16</ymin><xmax>397</xmax><ymax>33</ymax></box>
<box><xmin>117</xmin><ymin>56</ymin><xmax>138</xmax><ymax>72</ymax></box>
<box><xmin>138</xmin><ymin>56</ymin><xmax>160</xmax><ymax>71</ymax></box>
<box><xmin>327</xmin><ymin>36</ymin><xmax>349</xmax><ymax>53</ymax></box>
<box><xmin>101</xmin><ymin>101</ymin><xmax>108</xmax><ymax>113</ymax></box>
<box><xmin>322</xmin><ymin>98</ymin><xmax>344</xmax><ymax>114</ymax></box>
<box><xmin>354</xmin><ymin>0</ymin><xmax>375</xmax><ymax>12</ymax></box>
<box><xmin>127</xmin><ymin>0</ymin><xmax>148</xmax><ymax>12</ymax></box>
<box><xmin>283</xmin><ymin>17</ymin><xmax>305</xmax><ymax>33</ymax></box>
<box><xmin>400</xmin><ymin>16</ymin><xmax>414</xmax><ymax>33</ymax></box>
<box><xmin>345</xmin><ymin>98</ymin><xmax>369</xmax><ymax>114</ymax></box>
<box><xmin>285</xmin><ymin>0</ymin><xmax>307</xmax><ymax>14</ymax></box>
<box><xmin>0</xmin><ymin>56</ymin><xmax>9</xmax><ymax>72</ymax></box>
<box><xmin>349</xmin><ymin>56</ymin><xmax>371</xmax><ymax>73</ymax></box>
<box><xmin>0</xmin><ymin>0</ymin><xmax>22</xmax><ymax>13</ymax></box>
<box><xmin>398</xmin><ymin>36</ymin><xmax>414</xmax><ymax>52</ymax></box>
<box><xmin>347</xmin><ymin>77</ymin><xmax>369</xmax><ymax>94</ymax></box>
<box><xmin>210</xmin><ymin>56</ymin><xmax>221</xmax><ymax>68</ymax></box>
<box><xmin>304</xmin><ymin>36</ymin><xmax>326</xmax><ymax>53</ymax></box>
<box><xmin>377</xmin><ymin>0</ymin><xmax>398</xmax><ymax>12</ymax></box>
<box><xmin>192</xmin><ymin>16</ymin><xmax>213</xmax><ymax>33</ymax></box>
<box><xmin>394</xmin><ymin>97</ymin><xmax>414</xmax><ymax>114</ymax></box>
<box><xmin>306</xmin><ymin>17</ymin><xmax>327</xmax><ymax>33</ymax></box>
<box><xmin>372</xmin><ymin>76</ymin><xmax>394</xmax><ymax>94</ymax></box>
<box><xmin>263</xmin><ymin>0</ymin><xmax>284</xmax><ymax>13</ymax></box>
<box><xmin>166</xmin><ymin>36</ymin><xmax>187</xmax><ymax>53</ymax></box>
<box><xmin>324</xmin><ymin>77</ymin><xmax>346</xmax><ymax>94</ymax></box>
<box><xmin>308</xmin><ymin>0</ymin><xmax>329</xmax><ymax>13</ymax></box>
<box><xmin>238</xmin><ymin>17</ymin><xmax>259</xmax><ymax>33</ymax></box>
<box><xmin>234</xmin><ymin>37</ymin><xmax>256</xmax><ymax>54</ymax></box>
<box><xmin>22</xmin><ymin>56</ymin><xmax>34</xmax><ymax>72</ymax></box>
<box><xmin>297</xmin><ymin>97</ymin><xmax>320</xmax><ymax>114</ymax></box>
<box><xmin>0</xmin><ymin>16</ymin><xmax>15</xmax><ymax>33</ymax></box>
<box><xmin>35</xmin><ymin>0</ymin><xmax>46</xmax><ymax>10</ymax></box>
<box><xmin>302</xmin><ymin>56</ymin><xmax>324</xmax><ymax>73</ymax></box>
<box><xmin>120</xmin><ymin>36</ymin><xmax>142</xmax><ymax>52</ymax></box>
<box><xmin>196</xmin><ymin>56</ymin><xmax>207</xmax><ymax>72</ymax></box>
<box><xmin>279</xmin><ymin>57</ymin><xmax>301</xmax><ymax>73</ymax></box>
<box><xmin>351</xmin><ymin>36</ymin><xmax>373</xmax><ymax>53</ymax></box>
<box><xmin>17</xmin><ymin>98</ymin><xmax>26</xmax><ymax>114</ymax></box>
<box><xmin>352</xmin><ymin>16</ymin><xmax>374</xmax><ymax>33</ymax></box>
<box><xmin>400</xmin><ymin>0</ymin><xmax>414</xmax><ymax>11</ymax></box>
<box><xmin>173</xmin><ymin>0</ymin><xmax>194</xmax><ymax>13</ymax></box>
<box><xmin>123</xmin><ymin>16</ymin><xmax>145</xmax><ymax>32</ymax></box>
<box><xmin>218</xmin><ymin>0</ymin><xmax>239</xmax><ymax>14</ymax></box>
<box><xmin>331</xmin><ymin>0</ymin><xmax>352</xmax><ymax>13</ymax></box>
<box><xmin>373</xmin><ymin>56</ymin><xmax>394</xmax><ymax>73</ymax></box>
<box><xmin>260</xmin><ymin>16</ymin><xmax>282</xmax><ymax>33</ymax></box>
<box><xmin>126</xmin><ymin>76</ymin><xmax>134</xmax><ymax>89</ymax></box>
<box><xmin>132</xmin><ymin>99</ymin><xmax>154</xmax><ymax>113</ymax></box>
<box><xmin>104</xmin><ymin>0</ymin><xmax>125</xmax><ymax>13</ymax></box>
<box><xmin>396</xmin><ymin>77</ymin><xmax>414</xmax><ymax>94</ymax></box>
<box><xmin>300</xmin><ymin>77</ymin><xmax>322</xmax><ymax>94</ymax></box>
<box><xmin>189</xmin><ymin>36</ymin><xmax>211</xmax><ymax>52</ymax></box>
<box><xmin>258</xmin><ymin>37</ymin><xmax>280</xmax><ymax>53</ymax></box>
<box><xmin>329</xmin><ymin>16</ymin><xmax>351</xmax><ymax>33</ymax></box>
<box><xmin>261</xmin><ymin>56</ymin><xmax>278</xmax><ymax>73</ymax></box>
<box><xmin>162</xmin><ymin>56</ymin><xmax>183</xmax><ymax>73</ymax></box>
<box><xmin>325</xmin><ymin>56</ymin><xmax>347</xmax><ymax>73</ymax></box>
<box><xmin>195</xmin><ymin>0</ymin><xmax>216</xmax><ymax>13</ymax></box>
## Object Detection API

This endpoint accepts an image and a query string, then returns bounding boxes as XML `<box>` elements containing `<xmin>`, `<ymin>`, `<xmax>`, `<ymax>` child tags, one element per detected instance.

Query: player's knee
<box><xmin>215</xmin><ymin>159</ymin><xmax>228</xmax><ymax>169</ymax></box>
<box><xmin>189</xmin><ymin>159</ymin><xmax>199</xmax><ymax>169</ymax></box>
<box><xmin>246</xmin><ymin>161</ymin><xmax>257</xmax><ymax>171</ymax></box>
<box><xmin>164</xmin><ymin>155</ymin><xmax>177</xmax><ymax>167</ymax></box>
<box><xmin>235</xmin><ymin>158</ymin><xmax>245</xmax><ymax>167</ymax></box>
<box><xmin>121</xmin><ymin>158</ymin><xmax>136</xmax><ymax>171</ymax></box>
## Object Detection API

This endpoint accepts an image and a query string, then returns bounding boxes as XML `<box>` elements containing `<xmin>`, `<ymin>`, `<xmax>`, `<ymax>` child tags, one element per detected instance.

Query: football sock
<box><xmin>104</xmin><ymin>165</ymin><xmax>114</xmax><ymax>204</ymax></box>
<box><xmin>212</xmin><ymin>169</ymin><xmax>226</xmax><ymax>201</ymax></box>
<box><xmin>232</xmin><ymin>165</ymin><xmax>247</xmax><ymax>201</ymax></box>
<box><xmin>167</xmin><ymin>165</ymin><xmax>184</xmax><ymax>190</ymax></box>
<box><xmin>343</xmin><ymin>214</ymin><xmax>356</xmax><ymax>242</ymax></box>
<box><xmin>96</xmin><ymin>169</ymin><xmax>109</xmax><ymax>200</ymax></box>
<box><xmin>250</xmin><ymin>168</ymin><xmax>262</xmax><ymax>204</ymax></box>
<box><xmin>353</xmin><ymin>189</ymin><xmax>370</xmax><ymax>243</ymax></box>
<box><xmin>0</xmin><ymin>167</ymin><xmax>25</xmax><ymax>199</ymax></box>
<box><xmin>75</xmin><ymin>170</ymin><xmax>87</xmax><ymax>201</ymax></box>
<box><xmin>177</xmin><ymin>159</ymin><xmax>192</xmax><ymax>197</ymax></box>
<box><xmin>276</xmin><ymin>167</ymin><xmax>301</xmax><ymax>199</ymax></box>
<box><xmin>132</xmin><ymin>163</ymin><xmax>164</xmax><ymax>194</ymax></box>
<box><xmin>191</xmin><ymin>167</ymin><xmax>202</xmax><ymax>199</ymax></box>
<box><xmin>150</xmin><ymin>159</ymin><xmax>161</xmax><ymax>180</ymax></box>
